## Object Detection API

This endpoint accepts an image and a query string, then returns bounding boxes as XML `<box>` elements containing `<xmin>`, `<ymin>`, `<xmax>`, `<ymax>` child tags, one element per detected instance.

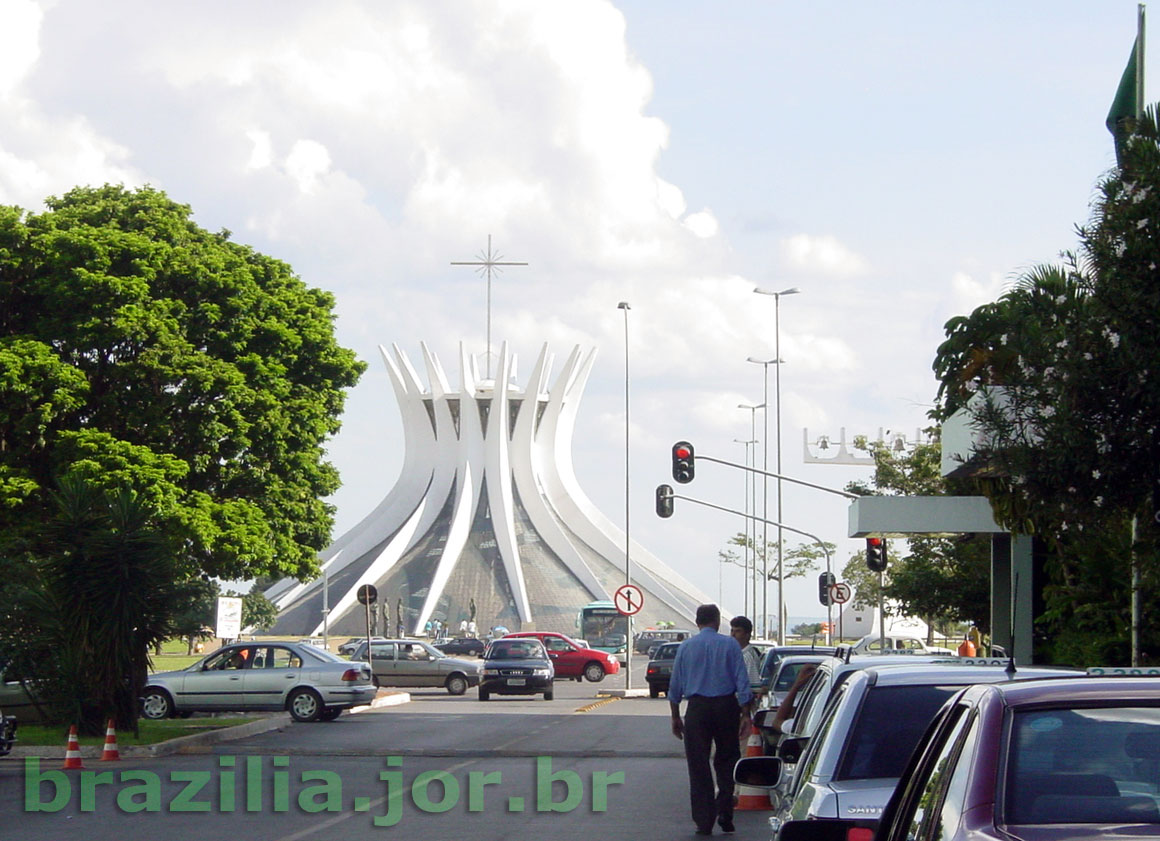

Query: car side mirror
<box><xmin>733</xmin><ymin>756</ymin><xmax>783</xmax><ymax>788</ymax></box>
<box><xmin>753</xmin><ymin>709</ymin><xmax>778</xmax><ymax>731</ymax></box>
<box><xmin>778</xmin><ymin>736</ymin><xmax>810</xmax><ymax>765</ymax></box>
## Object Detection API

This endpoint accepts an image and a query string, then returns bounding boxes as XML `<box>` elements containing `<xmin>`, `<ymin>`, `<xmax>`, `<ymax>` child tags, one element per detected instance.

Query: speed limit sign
<box><xmin>829</xmin><ymin>582</ymin><xmax>852</xmax><ymax>605</ymax></box>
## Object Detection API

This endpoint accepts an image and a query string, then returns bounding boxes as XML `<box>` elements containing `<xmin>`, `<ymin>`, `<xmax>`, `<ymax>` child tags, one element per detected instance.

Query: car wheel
<box><xmin>544</xmin><ymin>688</ymin><xmax>554</xmax><ymax>701</ymax></box>
<box><xmin>479</xmin><ymin>687</ymin><xmax>490</xmax><ymax>701</ymax></box>
<box><xmin>649</xmin><ymin>684</ymin><xmax>659</xmax><ymax>698</ymax></box>
<box><xmin>446</xmin><ymin>674</ymin><xmax>469</xmax><ymax>696</ymax></box>
<box><xmin>141</xmin><ymin>688</ymin><xmax>174</xmax><ymax>720</ymax></box>
<box><xmin>287</xmin><ymin>688</ymin><xmax>324</xmax><ymax>722</ymax></box>
<box><xmin>318</xmin><ymin>707</ymin><xmax>342</xmax><ymax>721</ymax></box>
<box><xmin>583</xmin><ymin>662</ymin><xmax>606</xmax><ymax>682</ymax></box>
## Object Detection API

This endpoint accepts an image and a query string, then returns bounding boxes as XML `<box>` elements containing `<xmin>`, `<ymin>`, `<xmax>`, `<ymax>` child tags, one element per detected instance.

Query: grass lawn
<box><xmin>14</xmin><ymin>716</ymin><xmax>262</xmax><ymax>747</ymax></box>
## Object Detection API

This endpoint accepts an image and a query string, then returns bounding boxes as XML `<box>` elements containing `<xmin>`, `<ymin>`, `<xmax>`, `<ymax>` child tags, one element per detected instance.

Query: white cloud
<box><xmin>780</xmin><ymin>233</ymin><xmax>868</xmax><ymax>277</ymax></box>
<box><xmin>950</xmin><ymin>270</ymin><xmax>1005</xmax><ymax>312</ymax></box>
<box><xmin>683</xmin><ymin>209</ymin><xmax>719</xmax><ymax>238</ymax></box>
<box><xmin>245</xmin><ymin>129</ymin><xmax>273</xmax><ymax>171</ymax></box>
<box><xmin>0</xmin><ymin>0</ymin><xmax>43</xmax><ymax>99</ymax></box>
<box><xmin>285</xmin><ymin>139</ymin><xmax>332</xmax><ymax>195</ymax></box>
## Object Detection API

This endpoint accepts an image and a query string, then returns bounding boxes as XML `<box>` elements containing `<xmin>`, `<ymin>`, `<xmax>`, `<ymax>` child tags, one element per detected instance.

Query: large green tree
<box><xmin>930</xmin><ymin>106</ymin><xmax>1160</xmax><ymax>665</ymax></box>
<box><xmin>0</xmin><ymin>185</ymin><xmax>365</xmax><ymax>581</ymax></box>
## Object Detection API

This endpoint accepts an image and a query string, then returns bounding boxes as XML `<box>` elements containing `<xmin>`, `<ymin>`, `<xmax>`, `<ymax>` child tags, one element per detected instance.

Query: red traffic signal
<box><xmin>865</xmin><ymin>537</ymin><xmax>887</xmax><ymax>572</ymax></box>
<box><xmin>672</xmin><ymin>441</ymin><xmax>695</xmax><ymax>483</ymax></box>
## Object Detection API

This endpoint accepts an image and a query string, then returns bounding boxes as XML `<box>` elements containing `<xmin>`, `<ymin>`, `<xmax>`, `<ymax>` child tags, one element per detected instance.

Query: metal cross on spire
<box><xmin>451</xmin><ymin>234</ymin><xmax>527</xmax><ymax>379</ymax></box>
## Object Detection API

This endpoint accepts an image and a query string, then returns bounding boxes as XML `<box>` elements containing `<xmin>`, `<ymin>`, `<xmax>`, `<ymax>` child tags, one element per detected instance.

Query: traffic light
<box><xmin>656</xmin><ymin>484</ymin><xmax>674</xmax><ymax>518</ymax></box>
<box><xmin>866</xmin><ymin>537</ymin><xmax>887</xmax><ymax>572</ymax></box>
<box><xmin>818</xmin><ymin>571</ymin><xmax>836</xmax><ymax>606</ymax></box>
<box><xmin>672</xmin><ymin>441</ymin><xmax>695</xmax><ymax>484</ymax></box>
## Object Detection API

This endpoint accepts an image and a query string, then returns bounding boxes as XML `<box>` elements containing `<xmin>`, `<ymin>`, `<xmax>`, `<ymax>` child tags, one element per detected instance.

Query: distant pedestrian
<box><xmin>669</xmin><ymin>604</ymin><xmax>754</xmax><ymax>836</ymax></box>
<box><xmin>729</xmin><ymin>616</ymin><xmax>763</xmax><ymax>690</ymax></box>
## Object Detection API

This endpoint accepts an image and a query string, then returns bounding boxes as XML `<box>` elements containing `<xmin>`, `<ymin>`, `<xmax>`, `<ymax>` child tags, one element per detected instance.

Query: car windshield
<box><xmin>487</xmin><ymin>641</ymin><xmax>541</xmax><ymax>660</ymax></box>
<box><xmin>774</xmin><ymin>662</ymin><xmax>813</xmax><ymax>693</ymax></box>
<box><xmin>1005</xmin><ymin>705</ymin><xmax>1160</xmax><ymax>825</ymax></box>
<box><xmin>835</xmin><ymin>685</ymin><xmax>960</xmax><ymax>780</ymax></box>
<box><xmin>654</xmin><ymin>644</ymin><xmax>679</xmax><ymax>661</ymax></box>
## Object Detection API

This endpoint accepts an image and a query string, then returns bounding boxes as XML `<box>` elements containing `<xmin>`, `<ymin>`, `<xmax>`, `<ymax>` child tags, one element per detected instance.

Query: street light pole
<box><xmin>617</xmin><ymin>301</ymin><xmax>632</xmax><ymax>691</ymax></box>
<box><xmin>737</xmin><ymin>403</ymin><xmax>764</xmax><ymax>622</ymax></box>
<box><xmin>753</xmin><ymin>286</ymin><xmax>800</xmax><ymax>644</ymax></box>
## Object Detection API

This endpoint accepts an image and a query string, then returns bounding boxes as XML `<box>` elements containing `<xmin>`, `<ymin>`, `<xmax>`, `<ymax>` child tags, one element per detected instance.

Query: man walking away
<box><xmin>669</xmin><ymin>604</ymin><xmax>754</xmax><ymax>835</ymax></box>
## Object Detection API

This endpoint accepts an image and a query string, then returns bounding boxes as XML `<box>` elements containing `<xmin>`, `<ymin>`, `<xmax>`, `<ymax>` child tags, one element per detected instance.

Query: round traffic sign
<box><xmin>614</xmin><ymin>584</ymin><xmax>644</xmax><ymax>616</ymax></box>
<box><xmin>357</xmin><ymin>584</ymin><xmax>378</xmax><ymax>606</ymax></box>
<box><xmin>829</xmin><ymin>582</ymin><xmax>852</xmax><ymax>605</ymax></box>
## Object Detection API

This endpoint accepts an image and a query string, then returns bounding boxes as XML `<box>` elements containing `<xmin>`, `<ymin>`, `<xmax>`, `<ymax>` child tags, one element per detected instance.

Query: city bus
<box><xmin>576</xmin><ymin>601</ymin><xmax>629</xmax><ymax>664</ymax></box>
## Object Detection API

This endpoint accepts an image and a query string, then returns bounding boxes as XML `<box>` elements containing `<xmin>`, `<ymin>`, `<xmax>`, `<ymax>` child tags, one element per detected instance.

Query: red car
<box><xmin>776</xmin><ymin>673</ymin><xmax>1160</xmax><ymax>841</ymax></box>
<box><xmin>503</xmin><ymin>632</ymin><xmax>621</xmax><ymax>683</ymax></box>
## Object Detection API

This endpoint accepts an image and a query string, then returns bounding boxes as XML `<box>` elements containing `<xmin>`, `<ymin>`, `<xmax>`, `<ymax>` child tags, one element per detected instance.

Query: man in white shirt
<box><xmin>729</xmin><ymin>615</ymin><xmax>763</xmax><ymax>689</ymax></box>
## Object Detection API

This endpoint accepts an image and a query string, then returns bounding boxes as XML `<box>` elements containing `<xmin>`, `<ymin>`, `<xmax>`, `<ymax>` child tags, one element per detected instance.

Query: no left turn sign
<box><xmin>614</xmin><ymin>584</ymin><xmax>644</xmax><ymax>616</ymax></box>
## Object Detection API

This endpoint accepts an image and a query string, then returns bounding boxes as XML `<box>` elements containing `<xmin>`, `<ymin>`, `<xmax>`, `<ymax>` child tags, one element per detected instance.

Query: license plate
<box><xmin>507</xmin><ymin>678</ymin><xmax>526</xmax><ymax>686</ymax></box>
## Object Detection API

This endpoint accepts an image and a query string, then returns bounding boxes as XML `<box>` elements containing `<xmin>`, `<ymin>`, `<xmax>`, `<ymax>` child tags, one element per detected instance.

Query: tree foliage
<box><xmin>0</xmin><ymin>185</ymin><xmax>365</xmax><ymax>581</ymax></box>
<box><xmin>1</xmin><ymin>478</ymin><xmax>184</xmax><ymax>734</ymax></box>
<box><xmin>930</xmin><ymin>106</ymin><xmax>1160</xmax><ymax>664</ymax></box>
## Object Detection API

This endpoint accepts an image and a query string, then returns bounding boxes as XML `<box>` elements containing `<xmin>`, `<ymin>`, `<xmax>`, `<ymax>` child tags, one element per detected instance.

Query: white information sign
<box><xmin>215</xmin><ymin>596</ymin><xmax>244</xmax><ymax>639</ymax></box>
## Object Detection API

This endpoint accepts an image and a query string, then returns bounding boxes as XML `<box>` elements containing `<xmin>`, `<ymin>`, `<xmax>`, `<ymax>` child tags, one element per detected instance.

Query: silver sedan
<box><xmin>142</xmin><ymin>641</ymin><xmax>376</xmax><ymax>722</ymax></box>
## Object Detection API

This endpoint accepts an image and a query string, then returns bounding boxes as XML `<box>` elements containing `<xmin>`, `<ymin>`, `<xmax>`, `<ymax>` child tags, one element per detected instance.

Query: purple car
<box><xmin>776</xmin><ymin>672</ymin><xmax>1160</xmax><ymax>841</ymax></box>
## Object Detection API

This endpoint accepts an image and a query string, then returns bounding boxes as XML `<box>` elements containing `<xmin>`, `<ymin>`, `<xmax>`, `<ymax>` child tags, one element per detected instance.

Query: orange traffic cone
<box><xmin>62</xmin><ymin>725</ymin><xmax>85</xmax><ymax>769</ymax></box>
<box><xmin>735</xmin><ymin>730</ymin><xmax>772</xmax><ymax>811</ymax></box>
<box><xmin>100</xmin><ymin>719</ymin><xmax>120</xmax><ymax>761</ymax></box>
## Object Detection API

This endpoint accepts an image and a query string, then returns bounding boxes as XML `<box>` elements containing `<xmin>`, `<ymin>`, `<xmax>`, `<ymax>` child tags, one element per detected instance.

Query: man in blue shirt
<box><xmin>669</xmin><ymin>604</ymin><xmax>755</xmax><ymax>835</ymax></box>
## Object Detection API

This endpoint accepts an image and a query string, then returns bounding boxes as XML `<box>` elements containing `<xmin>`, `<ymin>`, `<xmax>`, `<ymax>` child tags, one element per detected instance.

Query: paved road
<box><xmin>1</xmin><ymin>671</ymin><xmax>772</xmax><ymax>841</ymax></box>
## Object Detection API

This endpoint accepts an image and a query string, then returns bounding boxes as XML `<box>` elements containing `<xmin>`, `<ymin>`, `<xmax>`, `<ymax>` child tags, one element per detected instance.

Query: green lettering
<box><xmin>116</xmin><ymin>770</ymin><xmax>162</xmax><ymax>813</ymax></box>
<box><xmin>79</xmin><ymin>770</ymin><xmax>116</xmax><ymax>812</ymax></box>
<box><xmin>468</xmin><ymin>770</ymin><xmax>502</xmax><ymax>812</ymax></box>
<box><xmin>373</xmin><ymin>756</ymin><xmax>403</xmax><ymax>827</ymax></box>
<box><xmin>298</xmin><ymin>770</ymin><xmax>343</xmax><ymax>813</ymax></box>
<box><xmin>535</xmin><ymin>756</ymin><xmax>582</xmax><ymax>813</ymax></box>
<box><xmin>590</xmin><ymin>770</ymin><xmax>625</xmax><ymax>812</ymax></box>
<box><xmin>219</xmin><ymin>755</ymin><xmax>235</xmax><ymax>811</ymax></box>
<box><xmin>246</xmin><ymin>756</ymin><xmax>262</xmax><ymax>811</ymax></box>
<box><xmin>169</xmin><ymin>771</ymin><xmax>211</xmax><ymax>812</ymax></box>
<box><xmin>23</xmin><ymin>758</ymin><xmax>71</xmax><ymax>812</ymax></box>
<box><xmin>412</xmin><ymin>770</ymin><xmax>459</xmax><ymax>813</ymax></box>
<box><xmin>273</xmin><ymin>756</ymin><xmax>289</xmax><ymax>812</ymax></box>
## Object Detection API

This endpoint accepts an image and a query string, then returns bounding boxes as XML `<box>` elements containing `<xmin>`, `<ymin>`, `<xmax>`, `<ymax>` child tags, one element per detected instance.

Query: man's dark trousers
<box><xmin>683</xmin><ymin>694</ymin><xmax>741</xmax><ymax>831</ymax></box>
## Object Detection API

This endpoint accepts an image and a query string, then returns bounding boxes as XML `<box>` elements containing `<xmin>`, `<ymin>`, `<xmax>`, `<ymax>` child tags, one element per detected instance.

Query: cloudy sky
<box><xmin>0</xmin><ymin>0</ymin><xmax>1146</xmax><ymax>626</ymax></box>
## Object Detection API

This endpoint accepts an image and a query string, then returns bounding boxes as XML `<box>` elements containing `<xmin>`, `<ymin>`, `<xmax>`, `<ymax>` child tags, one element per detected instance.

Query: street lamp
<box><xmin>737</xmin><ymin>402</ymin><xmax>764</xmax><ymax>625</ymax></box>
<box><xmin>753</xmin><ymin>285</ymin><xmax>800</xmax><ymax>644</ymax></box>
<box><xmin>733</xmin><ymin>437</ymin><xmax>756</xmax><ymax>612</ymax></box>
<box><xmin>745</xmin><ymin>357</ymin><xmax>780</xmax><ymax>640</ymax></box>
<box><xmin>617</xmin><ymin>301</ymin><xmax>632</xmax><ymax>691</ymax></box>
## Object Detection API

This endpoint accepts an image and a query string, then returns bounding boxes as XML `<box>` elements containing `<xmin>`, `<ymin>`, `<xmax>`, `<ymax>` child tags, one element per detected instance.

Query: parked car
<box><xmin>634</xmin><ymin>628</ymin><xmax>694</xmax><ymax>655</ymax></box>
<box><xmin>0</xmin><ymin>661</ymin><xmax>49</xmax><ymax>724</ymax></box>
<box><xmin>847</xmin><ymin>634</ymin><xmax>955</xmax><ymax>656</ymax></box>
<box><xmin>645</xmin><ymin>641</ymin><xmax>680</xmax><ymax>697</ymax></box>
<box><xmin>503</xmin><ymin>631</ymin><xmax>620</xmax><ymax>682</ymax></box>
<box><xmin>758</xmin><ymin>644</ymin><xmax>839</xmax><ymax>689</ymax></box>
<box><xmin>339</xmin><ymin>636</ymin><xmax>388</xmax><ymax>656</ymax></box>
<box><xmin>773</xmin><ymin>671</ymin><xmax>1160</xmax><ymax>841</ymax></box>
<box><xmin>434</xmin><ymin>637</ymin><xmax>487</xmax><ymax>657</ymax></box>
<box><xmin>479</xmin><ymin>637</ymin><xmax>554</xmax><ymax>701</ymax></box>
<box><xmin>761</xmin><ymin>653</ymin><xmax>833</xmax><ymax>711</ymax></box>
<box><xmin>351</xmin><ymin>639</ymin><xmax>483</xmax><ymax>695</ymax></box>
<box><xmin>141</xmin><ymin>641</ymin><xmax>376</xmax><ymax>722</ymax></box>
<box><xmin>744</xmin><ymin>660</ymin><xmax>1076</xmax><ymax>840</ymax></box>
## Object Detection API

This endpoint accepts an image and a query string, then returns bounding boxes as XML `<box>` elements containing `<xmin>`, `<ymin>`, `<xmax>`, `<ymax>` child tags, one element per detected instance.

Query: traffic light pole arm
<box><xmin>667</xmin><ymin>490</ymin><xmax>832</xmax><ymax>578</ymax></box>
<box><xmin>695</xmin><ymin>454</ymin><xmax>859</xmax><ymax>500</ymax></box>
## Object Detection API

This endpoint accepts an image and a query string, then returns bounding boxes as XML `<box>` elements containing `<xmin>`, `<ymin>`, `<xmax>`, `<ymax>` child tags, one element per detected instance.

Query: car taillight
<box><xmin>847</xmin><ymin>828</ymin><xmax>874</xmax><ymax>841</ymax></box>
<box><xmin>647</xmin><ymin>667</ymin><xmax>658</xmax><ymax>675</ymax></box>
<box><xmin>341</xmin><ymin>668</ymin><xmax>363</xmax><ymax>681</ymax></box>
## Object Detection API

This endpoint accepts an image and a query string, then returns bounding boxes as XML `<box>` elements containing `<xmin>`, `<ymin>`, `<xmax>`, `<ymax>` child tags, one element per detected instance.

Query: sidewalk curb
<box><xmin>0</xmin><ymin>690</ymin><xmax>411</xmax><ymax>760</ymax></box>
